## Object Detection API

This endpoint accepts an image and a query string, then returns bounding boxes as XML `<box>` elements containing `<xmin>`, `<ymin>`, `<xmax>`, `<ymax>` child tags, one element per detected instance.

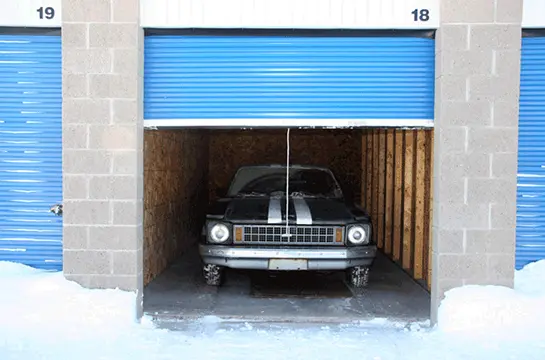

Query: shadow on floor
<box><xmin>143</xmin><ymin>245</ymin><xmax>430</xmax><ymax>325</ymax></box>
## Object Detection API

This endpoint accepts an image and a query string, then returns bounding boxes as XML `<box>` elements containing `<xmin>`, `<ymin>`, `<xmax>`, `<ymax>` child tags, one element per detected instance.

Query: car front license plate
<box><xmin>268</xmin><ymin>259</ymin><xmax>308</xmax><ymax>270</ymax></box>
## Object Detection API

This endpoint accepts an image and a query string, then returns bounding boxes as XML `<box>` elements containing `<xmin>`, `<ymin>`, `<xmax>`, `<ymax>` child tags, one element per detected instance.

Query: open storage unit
<box><xmin>141</xmin><ymin>28</ymin><xmax>435</xmax><ymax>320</ymax></box>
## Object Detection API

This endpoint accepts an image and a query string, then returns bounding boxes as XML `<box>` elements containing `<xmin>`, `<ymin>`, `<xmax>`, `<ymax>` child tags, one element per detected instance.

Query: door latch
<box><xmin>50</xmin><ymin>203</ymin><xmax>63</xmax><ymax>216</ymax></box>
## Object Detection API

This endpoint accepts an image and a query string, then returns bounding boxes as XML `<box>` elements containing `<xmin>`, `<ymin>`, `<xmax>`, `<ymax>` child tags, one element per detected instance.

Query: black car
<box><xmin>199</xmin><ymin>164</ymin><xmax>376</xmax><ymax>287</ymax></box>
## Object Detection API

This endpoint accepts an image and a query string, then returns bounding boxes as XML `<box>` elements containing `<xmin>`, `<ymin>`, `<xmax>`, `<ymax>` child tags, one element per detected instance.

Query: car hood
<box><xmin>221</xmin><ymin>197</ymin><xmax>356</xmax><ymax>224</ymax></box>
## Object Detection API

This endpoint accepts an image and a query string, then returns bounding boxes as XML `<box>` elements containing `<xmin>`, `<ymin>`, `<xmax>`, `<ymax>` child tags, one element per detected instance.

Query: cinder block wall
<box><xmin>143</xmin><ymin>130</ymin><xmax>209</xmax><ymax>285</ymax></box>
<box><xmin>431</xmin><ymin>0</ymin><xmax>523</xmax><ymax>322</ymax></box>
<box><xmin>61</xmin><ymin>0</ymin><xmax>144</xmax><ymax>309</ymax></box>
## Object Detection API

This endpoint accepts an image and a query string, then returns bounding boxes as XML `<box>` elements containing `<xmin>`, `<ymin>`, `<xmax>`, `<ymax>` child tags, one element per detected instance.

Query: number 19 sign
<box><xmin>0</xmin><ymin>0</ymin><xmax>62</xmax><ymax>27</ymax></box>
<box><xmin>37</xmin><ymin>6</ymin><xmax>56</xmax><ymax>20</ymax></box>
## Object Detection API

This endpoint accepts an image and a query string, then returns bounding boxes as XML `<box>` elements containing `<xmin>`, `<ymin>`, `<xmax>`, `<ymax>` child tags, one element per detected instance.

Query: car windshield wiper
<box><xmin>236</xmin><ymin>192</ymin><xmax>268</xmax><ymax>198</ymax></box>
<box><xmin>290</xmin><ymin>191</ymin><xmax>328</xmax><ymax>198</ymax></box>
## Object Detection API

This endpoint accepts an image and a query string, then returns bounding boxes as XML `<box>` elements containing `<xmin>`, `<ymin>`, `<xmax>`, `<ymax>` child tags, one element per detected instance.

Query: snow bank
<box><xmin>515</xmin><ymin>259</ymin><xmax>545</xmax><ymax>296</ymax></box>
<box><xmin>0</xmin><ymin>260</ymin><xmax>44</xmax><ymax>277</ymax></box>
<box><xmin>437</xmin><ymin>260</ymin><xmax>545</xmax><ymax>339</ymax></box>
<box><xmin>0</xmin><ymin>262</ymin><xmax>143</xmax><ymax>335</ymax></box>
<box><xmin>1</xmin><ymin>260</ymin><xmax>545</xmax><ymax>359</ymax></box>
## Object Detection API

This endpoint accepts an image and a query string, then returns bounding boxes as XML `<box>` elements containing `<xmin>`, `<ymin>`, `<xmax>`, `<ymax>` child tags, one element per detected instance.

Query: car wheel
<box><xmin>203</xmin><ymin>264</ymin><xmax>224</xmax><ymax>286</ymax></box>
<box><xmin>347</xmin><ymin>266</ymin><xmax>370</xmax><ymax>288</ymax></box>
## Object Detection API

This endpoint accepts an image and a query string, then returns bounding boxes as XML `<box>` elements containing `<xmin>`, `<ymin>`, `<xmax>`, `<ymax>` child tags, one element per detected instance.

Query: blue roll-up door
<box><xmin>0</xmin><ymin>34</ymin><xmax>63</xmax><ymax>271</ymax></box>
<box><xmin>516</xmin><ymin>36</ymin><xmax>545</xmax><ymax>270</ymax></box>
<box><xmin>144</xmin><ymin>33</ymin><xmax>435</xmax><ymax>126</ymax></box>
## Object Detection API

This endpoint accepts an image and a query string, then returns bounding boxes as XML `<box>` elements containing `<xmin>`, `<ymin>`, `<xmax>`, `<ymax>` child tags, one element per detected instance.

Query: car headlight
<box><xmin>209</xmin><ymin>223</ymin><xmax>230</xmax><ymax>243</ymax></box>
<box><xmin>347</xmin><ymin>225</ymin><xmax>369</xmax><ymax>245</ymax></box>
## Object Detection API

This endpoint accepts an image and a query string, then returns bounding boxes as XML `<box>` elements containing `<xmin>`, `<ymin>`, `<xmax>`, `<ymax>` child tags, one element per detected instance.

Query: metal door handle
<box><xmin>50</xmin><ymin>203</ymin><xmax>63</xmax><ymax>216</ymax></box>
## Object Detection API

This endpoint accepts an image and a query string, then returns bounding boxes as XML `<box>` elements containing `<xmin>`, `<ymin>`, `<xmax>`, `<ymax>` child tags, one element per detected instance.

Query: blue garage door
<box><xmin>144</xmin><ymin>31</ymin><xmax>435</xmax><ymax>126</ymax></box>
<box><xmin>0</xmin><ymin>34</ymin><xmax>63</xmax><ymax>271</ymax></box>
<box><xmin>516</xmin><ymin>35</ymin><xmax>545</xmax><ymax>270</ymax></box>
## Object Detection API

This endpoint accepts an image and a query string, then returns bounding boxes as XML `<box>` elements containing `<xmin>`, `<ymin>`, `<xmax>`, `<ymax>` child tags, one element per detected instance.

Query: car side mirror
<box><xmin>341</xmin><ymin>186</ymin><xmax>357</xmax><ymax>202</ymax></box>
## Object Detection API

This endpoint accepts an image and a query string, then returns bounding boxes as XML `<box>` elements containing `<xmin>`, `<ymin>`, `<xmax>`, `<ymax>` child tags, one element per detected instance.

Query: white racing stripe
<box><xmin>293</xmin><ymin>198</ymin><xmax>313</xmax><ymax>225</ymax></box>
<box><xmin>267</xmin><ymin>197</ymin><xmax>283</xmax><ymax>224</ymax></box>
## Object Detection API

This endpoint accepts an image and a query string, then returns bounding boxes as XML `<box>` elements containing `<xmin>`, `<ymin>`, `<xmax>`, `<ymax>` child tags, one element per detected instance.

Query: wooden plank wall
<box><xmin>143</xmin><ymin>129</ymin><xmax>210</xmax><ymax>286</ymax></box>
<box><xmin>361</xmin><ymin>128</ymin><xmax>434</xmax><ymax>290</ymax></box>
<box><xmin>208</xmin><ymin>129</ymin><xmax>362</xmax><ymax>202</ymax></box>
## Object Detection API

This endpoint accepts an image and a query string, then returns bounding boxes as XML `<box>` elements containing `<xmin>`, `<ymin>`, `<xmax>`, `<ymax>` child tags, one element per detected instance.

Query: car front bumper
<box><xmin>198</xmin><ymin>244</ymin><xmax>377</xmax><ymax>271</ymax></box>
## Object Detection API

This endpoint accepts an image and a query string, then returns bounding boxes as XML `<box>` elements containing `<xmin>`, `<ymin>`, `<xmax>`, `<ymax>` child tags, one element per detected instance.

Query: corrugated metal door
<box><xmin>516</xmin><ymin>36</ymin><xmax>545</xmax><ymax>270</ymax></box>
<box><xmin>0</xmin><ymin>34</ymin><xmax>63</xmax><ymax>271</ymax></box>
<box><xmin>144</xmin><ymin>32</ymin><xmax>435</xmax><ymax>126</ymax></box>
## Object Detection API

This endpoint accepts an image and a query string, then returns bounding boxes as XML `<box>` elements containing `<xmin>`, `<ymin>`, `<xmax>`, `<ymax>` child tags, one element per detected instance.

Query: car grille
<box><xmin>236</xmin><ymin>225</ymin><xmax>343</xmax><ymax>246</ymax></box>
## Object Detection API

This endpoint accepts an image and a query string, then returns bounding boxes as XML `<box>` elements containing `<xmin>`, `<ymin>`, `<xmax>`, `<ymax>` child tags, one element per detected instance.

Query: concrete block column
<box><xmin>61</xmin><ymin>0</ymin><xmax>144</xmax><ymax>314</ymax></box>
<box><xmin>431</xmin><ymin>0</ymin><xmax>523</xmax><ymax>322</ymax></box>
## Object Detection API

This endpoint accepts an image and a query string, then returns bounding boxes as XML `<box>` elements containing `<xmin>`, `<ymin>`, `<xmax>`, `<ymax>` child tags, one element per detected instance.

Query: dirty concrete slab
<box><xmin>143</xmin><ymin>246</ymin><xmax>430</xmax><ymax>326</ymax></box>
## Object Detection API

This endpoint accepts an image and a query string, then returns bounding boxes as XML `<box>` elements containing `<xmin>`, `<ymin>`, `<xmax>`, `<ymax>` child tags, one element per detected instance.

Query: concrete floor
<box><xmin>143</xmin><ymin>245</ymin><xmax>430</xmax><ymax>326</ymax></box>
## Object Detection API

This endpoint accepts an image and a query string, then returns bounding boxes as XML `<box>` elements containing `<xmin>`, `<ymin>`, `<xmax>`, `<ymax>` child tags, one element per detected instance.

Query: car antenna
<box><xmin>283</xmin><ymin>127</ymin><xmax>290</xmax><ymax>237</ymax></box>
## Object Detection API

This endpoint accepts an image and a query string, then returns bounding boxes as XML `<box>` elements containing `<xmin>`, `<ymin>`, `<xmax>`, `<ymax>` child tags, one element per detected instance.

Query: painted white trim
<box><xmin>522</xmin><ymin>0</ymin><xmax>545</xmax><ymax>28</ymax></box>
<box><xmin>143</xmin><ymin>119</ymin><xmax>434</xmax><ymax>128</ymax></box>
<box><xmin>140</xmin><ymin>0</ymin><xmax>440</xmax><ymax>29</ymax></box>
<box><xmin>0</xmin><ymin>0</ymin><xmax>62</xmax><ymax>27</ymax></box>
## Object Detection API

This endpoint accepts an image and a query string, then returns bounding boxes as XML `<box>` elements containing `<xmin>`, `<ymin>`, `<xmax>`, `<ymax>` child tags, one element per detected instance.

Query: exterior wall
<box><xmin>140</xmin><ymin>0</ymin><xmax>441</xmax><ymax>29</ymax></box>
<box><xmin>59</xmin><ymin>0</ymin><xmax>523</xmax><ymax>321</ymax></box>
<box><xmin>143</xmin><ymin>130</ymin><xmax>209</xmax><ymax>285</ymax></box>
<box><xmin>61</xmin><ymin>0</ymin><xmax>144</xmax><ymax>315</ymax></box>
<box><xmin>522</xmin><ymin>0</ymin><xmax>545</xmax><ymax>28</ymax></box>
<box><xmin>431</xmin><ymin>0</ymin><xmax>523</xmax><ymax>322</ymax></box>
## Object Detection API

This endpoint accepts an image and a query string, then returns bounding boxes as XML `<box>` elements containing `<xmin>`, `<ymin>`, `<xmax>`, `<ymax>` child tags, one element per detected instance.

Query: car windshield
<box><xmin>227</xmin><ymin>166</ymin><xmax>343</xmax><ymax>198</ymax></box>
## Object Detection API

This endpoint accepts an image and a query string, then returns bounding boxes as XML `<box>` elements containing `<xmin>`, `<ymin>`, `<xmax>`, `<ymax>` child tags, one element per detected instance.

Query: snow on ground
<box><xmin>1</xmin><ymin>261</ymin><xmax>545</xmax><ymax>360</ymax></box>
<box><xmin>438</xmin><ymin>260</ymin><xmax>545</xmax><ymax>340</ymax></box>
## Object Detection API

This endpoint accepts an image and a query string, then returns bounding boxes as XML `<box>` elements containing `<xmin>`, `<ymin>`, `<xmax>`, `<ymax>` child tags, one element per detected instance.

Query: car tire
<box><xmin>347</xmin><ymin>266</ymin><xmax>370</xmax><ymax>288</ymax></box>
<box><xmin>203</xmin><ymin>264</ymin><xmax>224</xmax><ymax>286</ymax></box>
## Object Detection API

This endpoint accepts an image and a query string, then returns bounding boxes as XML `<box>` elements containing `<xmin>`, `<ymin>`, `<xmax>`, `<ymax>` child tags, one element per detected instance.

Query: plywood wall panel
<box><xmin>393</xmin><ymin>130</ymin><xmax>404</xmax><ymax>263</ymax></box>
<box><xmin>413</xmin><ymin>130</ymin><xmax>427</xmax><ymax>280</ymax></box>
<box><xmin>377</xmin><ymin>131</ymin><xmax>386</xmax><ymax>249</ymax></box>
<box><xmin>366</xmin><ymin>131</ymin><xmax>374</xmax><ymax>211</ymax></box>
<box><xmin>144</xmin><ymin>129</ymin><xmax>209</xmax><ymax>286</ymax></box>
<box><xmin>361</xmin><ymin>132</ymin><xmax>368</xmax><ymax>209</ymax></box>
<box><xmin>208</xmin><ymin>129</ymin><xmax>363</xmax><ymax>203</ymax></box>
<box><xmin>384</xmin><ymin>130</ymin><xmax>395</xmax><ymax>256</ymax></box>
<box><xmin>402</xmin><ymin>131</ymin><xmax>415</xmax><ymax>271</ymax></box>
<box><xmin>372</xmin><ymin>130</ymin><xmax>380</xmax><ymax>244</ymax></box>
<box><xmin>424</xmin><ymin>130</ymin><xmax>434</xmax><ymax>290</ymax></box>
